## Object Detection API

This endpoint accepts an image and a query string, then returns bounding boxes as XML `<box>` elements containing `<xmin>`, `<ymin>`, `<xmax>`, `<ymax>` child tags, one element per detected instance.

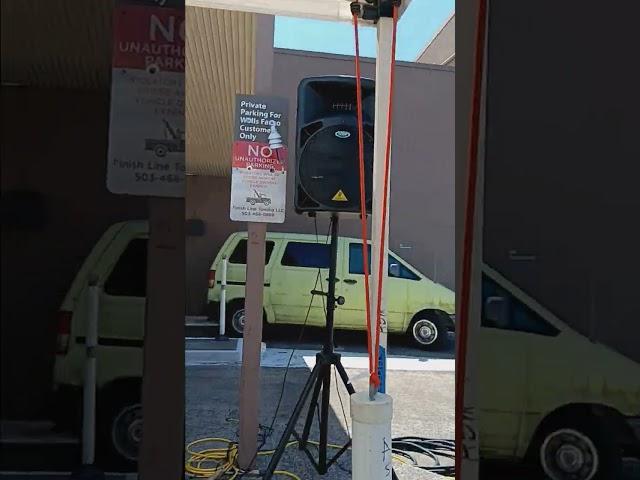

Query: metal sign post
<box><xmin>218</xmin><ymin>256</ymin><xmax>228</xmax><ymax>337</ymax></box>
<box><xmin>70</xmin><ymin>280</ymin><xmax>105</xmax><ymax>480</ymax></box>
<box><xmin>82</xmin><ymin>280</ymin><xmax>100</xmax><ymax>466</ymax></box>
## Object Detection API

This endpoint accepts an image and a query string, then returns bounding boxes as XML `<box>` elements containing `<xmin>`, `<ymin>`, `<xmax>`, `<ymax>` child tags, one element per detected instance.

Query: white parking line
<box><xmin>186</xmin><ymin>347</ymin><xmax>454</xmax><ymax>372</ymax></box>
<box><xmin>263</xmin><ymin>349</ymin><xmax>454</xmax><ymax>371</ymax></box>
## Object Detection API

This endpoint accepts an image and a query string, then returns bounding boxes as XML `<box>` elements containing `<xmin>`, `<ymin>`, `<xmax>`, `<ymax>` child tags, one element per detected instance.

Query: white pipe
<box><xmin>219</xmin><ymin>256</ymin><xmax>228</xmax><ymax>336</ymax></box>
<box><xmin>82</xmin><ymin>280</ymin><xmax>99</xmax><ymax>465</ymax></box>
<box><xmin>369</xmin><ymin>16</ymin><xmax>394</xmax><ymax>397</ymax></box>
<box><xmin>351</xmin><ymin>392</ymin><xmax>394</xmax><ymax>480</ymax></box>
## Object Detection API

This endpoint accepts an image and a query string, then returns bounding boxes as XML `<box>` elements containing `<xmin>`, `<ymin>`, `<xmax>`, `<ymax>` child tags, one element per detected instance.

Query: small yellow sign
<box><xmin>332</xmin><ymin>190</ymin><xmax>348</xmax><ymax>202</ymax></box>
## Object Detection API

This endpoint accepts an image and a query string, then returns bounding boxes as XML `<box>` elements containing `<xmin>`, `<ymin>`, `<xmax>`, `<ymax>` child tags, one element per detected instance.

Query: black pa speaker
<box><xmin>295</xmin><ymin>76</ymin><xmax>375</xmax><ymax>214</ymax></box>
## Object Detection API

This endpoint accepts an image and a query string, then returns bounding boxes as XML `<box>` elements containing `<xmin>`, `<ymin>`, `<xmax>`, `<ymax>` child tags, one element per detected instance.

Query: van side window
<box><xmin>229</xmin><ymin>239</ymin><xmax>275</xmax><ymax>264</ymax></box>
<box><xmin>104</xmin><ymin>239</ymin><xmax>147</xmax><ymax>297</ymax></box>
<box><xmin>481</xmin><ymin>274</ymin><xmax>560</xmax><ymax>336</ymax></box>
<box><xmin>389</xmin><ymin>254</ymin><xmax>420</xmax><ymax>280</ymax></box>
<box><xmin>281</xmin><ymin>242</ymin><xmax>331</xmax><ymax>268</ymax></box>
<box><xmin>348</xmin><ymin>244</ymin><xmax>419</xmax><ymax>280</ymax></box>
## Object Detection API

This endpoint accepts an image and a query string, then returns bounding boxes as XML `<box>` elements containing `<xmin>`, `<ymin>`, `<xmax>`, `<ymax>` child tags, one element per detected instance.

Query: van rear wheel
<box><xmin>228</xmin><ymin>305</ymin><xmax>246</xmax><ymax>337</ymax></box>
<box><xmin>536</xmin><ymin>417</ymin><xmax>623</xmax><ymax>480</ymax></box>
<box><xmin>226</xmin><ymin>301</ymin><xmax>268</xmax><ymax>337</ymax></box>
<box><xmin>408</xmin><ymin>313</ymin><xmax>447</xmax><ymax>350</ymax></box>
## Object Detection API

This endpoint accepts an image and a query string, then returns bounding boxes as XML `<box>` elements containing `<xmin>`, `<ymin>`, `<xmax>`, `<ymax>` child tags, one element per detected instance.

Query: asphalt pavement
<box><xmin>185</xmin><ymin>328</ymin><xmax>456</xmax><ymax>480</ymax></box>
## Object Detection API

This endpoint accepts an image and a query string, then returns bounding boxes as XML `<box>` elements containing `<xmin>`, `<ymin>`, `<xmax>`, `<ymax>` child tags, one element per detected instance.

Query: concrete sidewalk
<box><xmin>186</xmin><ymin>364</ymin><xmax>455</xmax><ymax>480</ymax></box>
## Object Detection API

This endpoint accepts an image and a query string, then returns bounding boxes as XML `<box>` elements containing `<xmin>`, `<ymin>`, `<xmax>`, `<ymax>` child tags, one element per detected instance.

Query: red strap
<box><xmin>372</xmin><ymin>4</ymin><xmax>399</xmax><ymax>386</ymax></box>
<box><xmin>353</xmin><ymin>5</ymin><xmax>400</xmax><ymax>394</ymax></box>
<box><xmin>455</xmin><ymin>0</ymin><xmax>488</xmax><ymax>474</ymax></box>
<box><xmin>352</xmin><ymin>12</ymin><xmax>374</xmax><ymax>376</ymax></box>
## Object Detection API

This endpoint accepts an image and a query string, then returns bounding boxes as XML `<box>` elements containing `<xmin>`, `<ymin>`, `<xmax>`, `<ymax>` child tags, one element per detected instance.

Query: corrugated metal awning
<box><xmin>186</xmin><ymin>7</ymin><xmax>257</xmax><ymax>176</ymax></box>
<box><xmin>1</xmin><ymin>0</ymin><xmax>258</xmax><ymax>177</ymax></box>
<box><xmin>1</xmin><ymin>0</ymin><xmax>114</xmax><ymax>90</ymax></box>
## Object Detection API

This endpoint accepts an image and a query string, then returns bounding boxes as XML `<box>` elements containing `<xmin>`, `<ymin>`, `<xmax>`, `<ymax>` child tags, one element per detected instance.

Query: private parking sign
<box><xmin>230</xmin><ymin>95</ymin><xmax>289</xmax><ymax>223</ymax></box>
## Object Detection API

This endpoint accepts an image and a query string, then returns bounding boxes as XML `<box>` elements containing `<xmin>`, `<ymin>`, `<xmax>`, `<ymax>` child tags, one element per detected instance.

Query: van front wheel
<box><xmin>98</xmin><ymin>388</ymin><xmax>142</xmax><ymax>468</ymax></box>
<box><xmin>408</xmin><ymin>313</ymin><xmax>447</xmax><ymax>350</ymax></box>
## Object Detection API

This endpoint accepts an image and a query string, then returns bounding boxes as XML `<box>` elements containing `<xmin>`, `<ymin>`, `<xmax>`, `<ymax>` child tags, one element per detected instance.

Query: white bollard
<box><xmin>351</xmin><ymin>392</ymin><xmax>394</xmax><ymax>480</ymax></box>
<box><xmin>219</xmin><ymin>256</ymin><xmax>228</xmax><ymax>337</ymax></box>
<box><xmin>82</xmin><ymin>279</ymin><xmax>100</xmax><ymax>465</ymax></box>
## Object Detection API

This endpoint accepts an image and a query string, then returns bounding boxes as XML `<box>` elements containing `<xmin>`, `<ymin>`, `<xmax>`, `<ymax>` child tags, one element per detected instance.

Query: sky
<box><xmin>274</xmin><ymin>0</ymin><xmax>455</xmax><ymax>62</ymax></box>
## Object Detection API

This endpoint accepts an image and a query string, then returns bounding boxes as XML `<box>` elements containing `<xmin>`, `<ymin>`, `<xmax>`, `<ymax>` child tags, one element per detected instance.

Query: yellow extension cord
<box><xmin>185</xmin><ymin>437</ymin><xmax>412</xmax><ymax>480</ymax></box>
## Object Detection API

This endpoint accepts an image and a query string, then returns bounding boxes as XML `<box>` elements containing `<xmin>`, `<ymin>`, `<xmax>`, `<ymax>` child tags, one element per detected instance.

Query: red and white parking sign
<box><xmin>230</xmin><ymin>95</ymin><xmax>289</xmax><ymax>223</ymax></box>
<box><xmin>107</xmin><ymin>2</ymin><xmax>185</xmax><ymax>197</ymax></box>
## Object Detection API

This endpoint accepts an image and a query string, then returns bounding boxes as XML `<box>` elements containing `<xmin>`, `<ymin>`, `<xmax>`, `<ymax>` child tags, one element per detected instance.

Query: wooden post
<box><xmin>237</xmin><ymin>13</ymin><xmax>275</xmax><ymax>470</ymax></box>
<box><xmin>139</xmin><ymin>197</ymin><xmax>185</xmax><ymax>480</ymax></box>
<box><xmin>238</xmin><ymin>222</ymin><xmax>267</xmax><ymax>468</ymax></box>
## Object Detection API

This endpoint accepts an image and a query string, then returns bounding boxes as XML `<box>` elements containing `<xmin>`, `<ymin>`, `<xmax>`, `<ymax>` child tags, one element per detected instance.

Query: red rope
<box><xmin>371</xmin><ymin>5</ymin><xmax>399</xmax><ymax>389</ymax></box>
<box><xmin>352</xmin><ymin>11</ymin><xmax>374</xmax><ymax>376</ymax></box>
<box><xmin>455</xmin><ymin>0</ymin><xmax>487</xmax><ymax>475</ymax></box>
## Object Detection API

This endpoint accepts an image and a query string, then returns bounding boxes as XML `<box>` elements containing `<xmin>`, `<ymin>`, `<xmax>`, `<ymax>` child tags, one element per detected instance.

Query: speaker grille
<box><xmin>298</xmin><ymin>123</ymin><xmax>373</xmax><ymax>211</ymax></box>
<box><xmin>295</xmin><ymin>75</ymin><xmax>375</xmax><ymax>214</ymax></box>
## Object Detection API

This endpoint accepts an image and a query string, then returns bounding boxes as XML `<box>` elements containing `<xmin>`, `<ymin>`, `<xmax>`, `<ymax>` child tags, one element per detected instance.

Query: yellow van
<box><xmin>479</xmin><ymin>264</ymin><xmax>640</xmax><ymax>480</ymax></box>
<box><xmin>208</xmin><ymin>232</ymin><xmax>456</xmax><ymax>349</ymax></box>
<box><xmin>52</xmin><ymin>220</ymin><xmax>148</xmax><ymax>467</ymax></box>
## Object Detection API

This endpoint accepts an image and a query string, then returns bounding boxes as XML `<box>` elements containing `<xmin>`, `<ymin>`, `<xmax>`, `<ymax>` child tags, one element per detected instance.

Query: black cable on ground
<box><xmin>392</xmin><ymin>436</ymin><xmax>456</xmax><ymax>477</ymax></box>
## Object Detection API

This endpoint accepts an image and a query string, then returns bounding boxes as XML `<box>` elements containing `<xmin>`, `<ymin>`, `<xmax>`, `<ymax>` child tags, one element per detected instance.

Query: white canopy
<box><xmin>186</xmin><ymin>0</ymin><xmax>411</xmax><ymax>22</ymax></box>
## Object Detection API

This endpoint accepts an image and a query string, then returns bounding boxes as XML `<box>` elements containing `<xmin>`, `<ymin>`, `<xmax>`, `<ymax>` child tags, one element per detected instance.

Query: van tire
<box><xmin>97</xmin><ymin>385</ymin><xmax>142</xmax><ymax>469</ymax></box>
<box><xmin>533</xmin><ymin>415</ymin><xmax>623</xmax><ymax>480</ymax></box>
<box><xmin>226</xmin><ymin>300</ymin><xmax>268</xmax><ymax>337</ymax></box>
<box><xmin>408</xmin><ymin>312</ymin><xmax>448</xmax><ymax>350</ymax></box>
<box><xmin>227</xmin><ymin>303</ymin><xmax>246</xmax><ymax>337</ymax></box>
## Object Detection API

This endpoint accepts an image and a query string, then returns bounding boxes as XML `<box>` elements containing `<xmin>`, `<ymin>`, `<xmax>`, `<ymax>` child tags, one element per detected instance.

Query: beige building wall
<box><xmin>186</xmin><ymin>49</ymin><xmax>455</xmax><ymax>314</ymax></box>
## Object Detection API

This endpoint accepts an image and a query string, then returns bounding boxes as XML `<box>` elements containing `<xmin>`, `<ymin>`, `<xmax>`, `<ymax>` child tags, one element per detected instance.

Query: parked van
<box><xmin>52</xmin><ymin>220</ymin><xmax>148</xmax><ymax>466</ymax></box>
<box><xmin>208</xmin><ymin>232</ymin><xmax>455</xmax><ymax>349</ymax></box>
<box><xmin>478</xmin><ymin>264</ymin><xmax>640</xmax><ymax>480</ymax></box>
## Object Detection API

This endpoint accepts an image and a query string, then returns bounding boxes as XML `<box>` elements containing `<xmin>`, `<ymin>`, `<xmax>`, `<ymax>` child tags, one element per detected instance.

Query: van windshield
<box><xmin>348</xmin><ymin>243</ymin><xmax>419</xmax><ymax>280</ymax></box>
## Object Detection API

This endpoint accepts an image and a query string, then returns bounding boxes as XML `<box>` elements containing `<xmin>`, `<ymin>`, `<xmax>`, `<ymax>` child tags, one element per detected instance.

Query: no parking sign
<box><xmin>230</xmin><ymin>94</ymin><xmax>289</xmax><ymax>223</ymax></box>
<box><xmin>107</xmin><ymin>0</ymin><xmax>185</xmax><ymax>197</ymax></box>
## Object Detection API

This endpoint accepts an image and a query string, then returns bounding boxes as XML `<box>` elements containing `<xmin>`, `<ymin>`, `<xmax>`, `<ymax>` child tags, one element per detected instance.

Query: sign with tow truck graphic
<box><xmin>106</xmin><ymin>1</ymin><xmax>185</xmax><ymax>197</ymax></box>
<box><xmin>230</xmin><ymin>94</ymin><xmax>289</xmax><ymax>223</ymax></box>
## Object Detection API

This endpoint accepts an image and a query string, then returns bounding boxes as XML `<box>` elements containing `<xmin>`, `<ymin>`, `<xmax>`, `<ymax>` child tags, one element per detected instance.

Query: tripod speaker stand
<box><xmin>263</xmin><ymin>213</ymin><xmax>355</xmax><ymax>479</ymax></box>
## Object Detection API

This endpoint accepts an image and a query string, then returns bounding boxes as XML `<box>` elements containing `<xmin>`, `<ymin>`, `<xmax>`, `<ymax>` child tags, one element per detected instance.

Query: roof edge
<box><xmin>415</xmin><ymin>11</ymin><xmax>455</xmax><ymax>63</ymax></box>
<box><xmin>273</xmin><ymin>47</ymin><xmax>455</xmax><ymax>73</ymax></box>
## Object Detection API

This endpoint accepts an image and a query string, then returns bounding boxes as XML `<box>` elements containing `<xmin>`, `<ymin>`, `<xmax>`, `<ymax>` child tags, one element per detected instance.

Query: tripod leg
<box><xmin>299</xmin><ymin>364</ymin><xmax>324</xmax><ymax>450</ymax></box>
<box><xmin>335</xmin><ymin>360</ymin><xmax>355</xmax><ymax>395</ymax></box>
<box><xmin>317</xmin><ymin>365</ymin><xmax>332</xmax><ymax>474</ymax></box>
<box><xmin>263</xmin><ymin>363</ymin><xmax>321</xmax><ymax>480</ymax></box>
<box><xmin>326</xmin><ymin>438</ymin><xmax>351</xmax><ymax>470</ymax></box>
